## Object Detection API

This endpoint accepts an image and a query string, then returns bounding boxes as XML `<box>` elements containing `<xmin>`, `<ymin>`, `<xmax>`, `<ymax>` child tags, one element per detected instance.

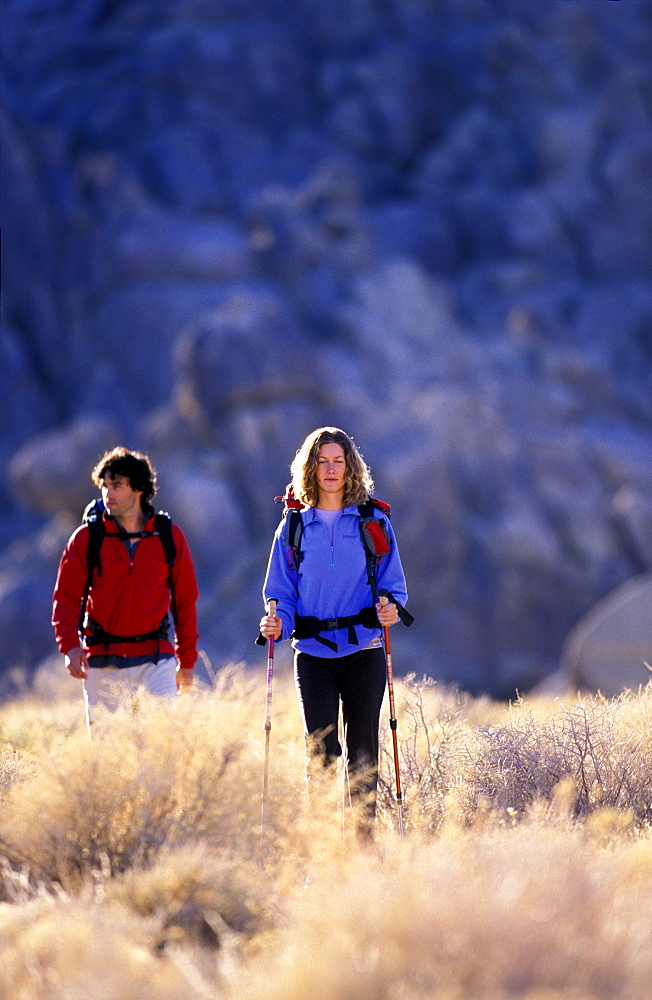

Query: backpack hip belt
<box><xmin>292</xmin><ymin>605</ymin><xmax>380</xmax><ymax>651</ymax></box>
<box><xmin>292</xmin><ymin>589</ymin><xmax>414</xmax><ymax>651</ymax></box>
<box><xmin>84</xmin><ymin>614</ymin><xmax>171</xmax><ymax>648</ymax></box>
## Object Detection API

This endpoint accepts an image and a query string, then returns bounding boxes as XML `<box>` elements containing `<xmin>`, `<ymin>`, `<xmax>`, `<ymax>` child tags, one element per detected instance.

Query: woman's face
<box><xmin>315</xmin><ymin>442</ymin><xmax>347</xmax><ymax>506</ymax></box>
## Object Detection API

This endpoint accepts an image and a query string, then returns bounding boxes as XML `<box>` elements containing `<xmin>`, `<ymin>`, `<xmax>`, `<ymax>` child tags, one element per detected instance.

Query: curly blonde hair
<box><xmin>290</xmin><ymin>427</ymin><xmax>374</xmax><ymax>507</ymax></box>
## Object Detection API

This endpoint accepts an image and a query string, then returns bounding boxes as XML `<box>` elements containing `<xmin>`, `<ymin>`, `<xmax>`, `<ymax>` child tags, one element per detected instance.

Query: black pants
<box><xmin>294</xmin><ymin>646</ymin><xmax>387</xmax><ymax>818</ymax></box>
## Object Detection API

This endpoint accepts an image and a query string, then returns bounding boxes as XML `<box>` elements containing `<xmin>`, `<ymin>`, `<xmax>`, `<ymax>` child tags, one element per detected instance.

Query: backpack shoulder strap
<box><xmin>83</xmin><ymin>499</ymin><xmax>107</xmax><ymax>578</ymax></box>
<box><xmin>78</xmin><ymin>499</ymin><xmax>106</xmax><ymax>634</ymax></box>
<box><xmin>358</xmin><ymin>498</ymin><xmax>392</xmax><ymax>518</ymax></box>
<box><xmin>153</xmin><ymin>511</ymin><xmax>177</xmax><ymax>622</ymax></box>
<box><xmin>154</xmin><ymin>511</ymin><xmax>176</xmax><ymax>570</ymax></box>
<box><xmin>357</xmin><ymin>499</ymin><xmax>392</xmax><ymax>558</ymax></box>
<box><xmin>357</xmin><ymin>499</ymin><xmax>414</xmax><ymax>626</ymax></box>
<box><xmin>357</xmin><ymin>498</ymin><xmax>392</xmax><ymax>606</ymax></box>
<box><xmin>283</xmin><ymin>508</ymin><xmax>304</xmax><ymax>570</ymax></box>
<box><xmin>274</xmin><ymin>485</ymin><xmax>306</xmax><ymax>571</ymax></box>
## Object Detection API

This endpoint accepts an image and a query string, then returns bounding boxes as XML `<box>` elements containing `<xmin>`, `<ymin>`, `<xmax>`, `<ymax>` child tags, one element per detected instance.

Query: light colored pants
<box><xmin>83</xmin><ymin>656</ymin><xmax>178</xmax><ymax>730</ymax></box>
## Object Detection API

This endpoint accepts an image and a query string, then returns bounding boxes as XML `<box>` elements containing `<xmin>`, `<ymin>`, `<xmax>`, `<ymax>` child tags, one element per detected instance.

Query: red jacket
<box><xmin>52</xmin><ymin>511</ymin><xmax>199</xmax><ymax>670</ymax></box>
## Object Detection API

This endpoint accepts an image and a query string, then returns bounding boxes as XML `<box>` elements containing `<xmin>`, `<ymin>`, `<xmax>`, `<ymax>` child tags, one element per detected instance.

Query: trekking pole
<box><xmin>379</xmin><ymin>591</ymin><xmax>404</xmax><ymax>838</ymax></box>
<box><xmin>260</xmin><ymin>599</ymin><xmax>277</xmax><ymax>856</ymax></box>
<box><xmin>341</xmin><ymin>722</ymin><xmax>352</xmax><ymax>843</ymax></box>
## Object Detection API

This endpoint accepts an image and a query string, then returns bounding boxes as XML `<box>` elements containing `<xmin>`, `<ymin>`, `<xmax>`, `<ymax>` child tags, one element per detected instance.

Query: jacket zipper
<box><xmin>312</xmin><ymin>515</ymin><xmax>336</xmax><ymax>568</ymax></box>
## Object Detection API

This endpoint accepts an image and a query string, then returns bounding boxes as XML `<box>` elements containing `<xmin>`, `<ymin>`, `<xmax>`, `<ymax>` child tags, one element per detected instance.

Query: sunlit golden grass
<box><xmin>1</xmin><ymin>658</ymin><xmax>651</xmax><ymax>999</ymax></box>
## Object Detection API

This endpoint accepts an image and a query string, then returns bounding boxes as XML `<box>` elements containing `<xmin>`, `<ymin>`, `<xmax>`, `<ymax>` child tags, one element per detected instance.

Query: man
<box><xmin>52</xmin><ymin>447</ymin><xmax>199</xmax><ymax>727</ymax></box>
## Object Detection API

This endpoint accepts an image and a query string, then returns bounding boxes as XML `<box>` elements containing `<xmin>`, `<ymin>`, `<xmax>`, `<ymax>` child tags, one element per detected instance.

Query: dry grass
<box><xmin>0</xmin><ymin>658</ymin><xmax>651</xmax><ymax>999</ymax></box>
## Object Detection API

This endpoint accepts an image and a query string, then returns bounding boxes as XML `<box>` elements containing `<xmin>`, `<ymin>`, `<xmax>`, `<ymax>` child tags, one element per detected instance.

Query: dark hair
<box><xmin>290</xmin><ymin>427</ymin><xmax>374</xmax><ymax>507</ymax></box>
<box><xmin>91</xmin><ymin>447</ymin><xmax>157</xmax><ymax>511</ymax></box>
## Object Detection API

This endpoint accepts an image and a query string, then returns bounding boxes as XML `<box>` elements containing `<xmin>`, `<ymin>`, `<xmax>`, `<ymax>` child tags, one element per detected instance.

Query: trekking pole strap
<box><xmin>378</xmin><ymin>591</ymin><xmax>415</xmax><ymax>627</ymax></box>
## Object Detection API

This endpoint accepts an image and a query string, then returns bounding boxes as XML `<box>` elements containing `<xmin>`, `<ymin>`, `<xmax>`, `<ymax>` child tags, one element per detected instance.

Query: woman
<box><xmin>259</xmin><ymin>427</ymin><xmax>410</xmax><ymax>831</ymax></box>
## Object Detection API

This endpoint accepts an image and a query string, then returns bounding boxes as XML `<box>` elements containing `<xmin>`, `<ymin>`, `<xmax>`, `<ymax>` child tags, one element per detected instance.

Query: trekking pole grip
<box><xmin>379</xmin><ymin>591</ymin><xmax>390</xmax><ymax>633</ymax></box>
<box><xmin>378</xmin><ymin>593</ymin><xmax>392</xmax><ymax>657</ymax></box>
<box><xmin>267</xmin><ymin>600</ymin><xmax>278</xmax><ymax>645</ymax></box>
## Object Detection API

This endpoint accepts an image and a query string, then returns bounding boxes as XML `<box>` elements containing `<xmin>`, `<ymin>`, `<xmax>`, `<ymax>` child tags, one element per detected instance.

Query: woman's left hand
<box><xmin>376</xmin><ymin>600</ymin><xmax>399</xmax><ymax>627</ymax></box>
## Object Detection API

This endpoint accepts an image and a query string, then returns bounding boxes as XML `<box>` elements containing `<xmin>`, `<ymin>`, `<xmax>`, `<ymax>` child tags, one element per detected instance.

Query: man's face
<box><xmin>101</xmin><ymin>473</ymin><xmax>143</xmax><ymax>522</ymax></box>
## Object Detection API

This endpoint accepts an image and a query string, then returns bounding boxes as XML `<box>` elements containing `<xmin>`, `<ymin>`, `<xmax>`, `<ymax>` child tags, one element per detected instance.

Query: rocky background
<box><xmin>2</xmin><ymin>0</ymin><xmax>651</xmax><ymax>698</ymax></box>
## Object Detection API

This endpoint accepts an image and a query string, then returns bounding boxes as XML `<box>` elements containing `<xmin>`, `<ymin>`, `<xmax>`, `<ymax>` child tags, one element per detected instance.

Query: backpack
<box><xmin>78</xmin><ymin>499</ymin><xmax>177</xmax><ymax>644</ymax></box>
<box><xmin>255</xmin><ymin>487</ymin><xmax>413</xmax><ymax>649</ymax></box>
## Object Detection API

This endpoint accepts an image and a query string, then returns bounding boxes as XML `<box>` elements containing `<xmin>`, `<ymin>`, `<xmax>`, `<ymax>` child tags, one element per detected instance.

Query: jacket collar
<box><xmin>305</xmin><ymin>503</ymin><xmax>359</xmax><ymax>521</ymax></box>
<box><xmin>103</xmin><ymin>504</ymin><xmax>155</xmax><ymax>532</ymax></box>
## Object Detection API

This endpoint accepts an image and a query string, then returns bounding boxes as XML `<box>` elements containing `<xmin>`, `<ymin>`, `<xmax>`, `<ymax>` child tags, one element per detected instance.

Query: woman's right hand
<box><xmin>259</xmin><ymin>613</ymin><xmax>282</xmax><ymax>641</ymax></box>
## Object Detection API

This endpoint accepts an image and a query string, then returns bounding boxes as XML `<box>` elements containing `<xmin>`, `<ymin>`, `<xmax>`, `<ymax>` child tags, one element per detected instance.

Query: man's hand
<box><xmin>177</xmin><ymin>667</ymin><xmax>194</xmax><ymax>693</ymax></box>
<box><xmin>65</xmin><ymin>647</ymin><xmax>89</xmax><ymax>679</ymax></box>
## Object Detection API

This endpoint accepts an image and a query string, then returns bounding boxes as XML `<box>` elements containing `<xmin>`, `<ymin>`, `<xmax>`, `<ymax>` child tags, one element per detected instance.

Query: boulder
<box><xmin>504</xmin><ymin>188</ymin><xmax>578</xmax><ymax>276</ymax></box>
<box><xmin>582</xmin><ymin>420</ymin><xmax>652</xmax><ymax>495</ymax></box>
<box><xmin>366</xmin><ymin>200</ymin><xmax>460</xmax><ymax>274</ymax></box>
<box><xmin>561</xmin><ymin>573</ymin><xmax>652</xmax><ymax>696</ymax></box>
<box><xmin>247</xmin><ymin>161</ymin><xmax>373</xmax><ymax>328</ymax></box>
<box><xmin>0</xmin><ymin>324</ymin><xmax>57</xmax><ymax>519</ymax></box>
<box><xmin>611</xmin><ymin>486</ymin><xmax>652</xmax><ymax>569</ymax></box>
<box><xmin>174</xmin><ymin>288</ymin><xmax>327</xmax><ymax>429</ymax></box>
<box><xmin>324</xmin><ymin>42</ymin><xmax>433</xmax><ymax>163</ymax></box>
<box><xmin>153</xmin><ymin>458</ymin><xmax>250</xmax><ymax>577</ymax></box>
<box><xmin>537</xmin><ymin>104</ymin><xmax>600</xmax><ymax>183</ymax></box>
<box><xmin>573</xmin><ymin>281</ymin><xmax>652</xmax><ymax>365</ymax></box>
<box><xmin>9</xmin><ymin>417</ymin><xmax>121</xmax><ymax>516</ymax></box>
<box><xmin>86</xmin><ymin>281</ymin><xmax>254</xmax><ymax>414</ymax></box>
<box><xmin>140</xmin><ymin>127</ymin><xmax>228</xmax><ymax>213</ymax></box>
<box><xmin>0</xmin><ymin>516</ymin><xmax>74</xmax><ymax>687</ymax></box>
<box><xmin>141</xmin><ymin>20</ymin><xmax>312</xmax><ymax>133</ymax></box>
<box><xmin>111</xmin><ymin>209</ymin><xmax>255</xmax><ymax>283</ymax></box>
<box><xmin>412</xmin><ymin>106</ymin><xmax>527</xmax><ymax>200</ymax></box>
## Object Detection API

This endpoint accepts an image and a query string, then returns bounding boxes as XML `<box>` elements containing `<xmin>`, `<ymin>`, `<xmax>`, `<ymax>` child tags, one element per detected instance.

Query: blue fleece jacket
<box><xmin>262</xmin><ymin>503</ymin><xmax>409</xmax><ymax>657</ymax></box>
